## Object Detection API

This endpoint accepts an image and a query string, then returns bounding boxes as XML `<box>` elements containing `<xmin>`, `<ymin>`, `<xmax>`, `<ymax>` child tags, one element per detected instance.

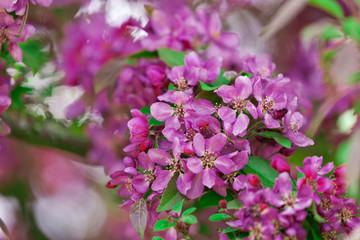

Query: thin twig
<box><xmin>15</xmin><ymin>4</ymin><xmax>29</xmax><ymax>38</ymax></box>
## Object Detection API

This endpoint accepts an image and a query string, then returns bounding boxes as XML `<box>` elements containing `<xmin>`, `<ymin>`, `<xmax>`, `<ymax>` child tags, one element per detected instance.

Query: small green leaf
<box><xmin>320</xmin><ymin>26</ymin><xmax>342</xmax><ymax>41</ymax></box>
<box><xmin>199</xmin><ymin>70</ymin><xmax>230</xmax><ymax>91</ymax></box>
<box><xmin>221</xmin><ymin>226</ymin><xmax>239</xmax><ymax>233</ymax></box>
<box><xmin>199</xmin><ymin>190</ymin><xmax>234</xmax><ymax>208</ymax></box>
<box><xmin>158</xmin><ymin>47</ymin><xmax>187</xmax><ymax>67</ymax></box>
<box><xmin>157</xmin><ymin>173</ymin><xmax>185</xmax><ymax>212</ymax></box>
<box><xmin>168</xmin><ymin>83</ymin><xmax>176</xmax><ymax>90</ymax></box>
<box><xmin>152</xmin><ymin>237</ymin><xmax>164</xmax><ymax>240</ymax></box>
<box><xmin>140</xmin><ymin>106</ymin><xmax>165</xmax><ymax>126</ymax></box>
<box><xmin>181</xmin><ymin>215</ymin><xmax>198</xmax><ymax>225</ymax></box>
<box><xmin>354</xmin><ymin>99</ymin><xmax>360</xmax><ymax>115</ymax></box>
<box><xmin>154</xmin><ymin>219</ymin><xmax>176</xmax><ymax>231</ymax></box>
<box><xmin>253</xmin><ymin>131</ymin><xmax>291</xmax><ymax>148</ymax></box>
<box><xmin>149</xmin><ymin>117</ymin><xmax>165</xmax><ymax>126</ymax></box>
<box><xmin>242</xmin><ymin>156</ymin><xmax>279</xmax><ymax>188</ymax></box>
<box><xmin>140</xmin><ymin>106</ymin><xmax>151</xmax><ymax>114</ymax></box>
<box><xmin>172</xmin><ymin>199</ymin><xmax>184</xmax><ymax>215</ymax></box>
<box><xmin>129</xmin><ymin>50</ymin><xmax>157</xmax><ymax>59</ymax></box>
<box><xmin>182</xmin><ymin>207</ymin><xmax>196</xmax><ymax>216</ymax></box>
<box><xmin>18</xmin><ymin>39</ymin><xmax>49</xmax><ymax>74</ymax></box>
<box><xmin>342</xmin><ymin>17</ymin><xmax>360</xmax><ymax>43</ymax></box>
<box><xmin>209</xmin><ymin>213</ymin><xmax>230</xmax><ymax>222</ymax></box>
<box><xmin>227</xmin><ymin>200</ymin><xmax>242</xmax><ymax>209</ymax></box>
<box><xmin>308</xmin><ymin>0</ymin><xmax>344</xmax><ymax>19</ymax></box>
<box><xmin>304</xmin><ymin>215</ymin><xmax>322</xmax><ymax>240</ymax></box>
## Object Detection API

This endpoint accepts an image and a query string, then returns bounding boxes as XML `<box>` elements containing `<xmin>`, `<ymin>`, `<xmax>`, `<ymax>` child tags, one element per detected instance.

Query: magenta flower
<box><xmin>284</xmin><ymin>111</ymin><xmax>314</xmax><ymax>147</ymax></box>
<box><xmin>241</xmin><ymin>54</ymin><xmax>276</xmax><ymax>78</ymax></box>
<box><xmin>123</xmin><ymin>109</ymin><xmax>149</xmax><ymax>152</ymax></box>
<box><xmin>186</xmin><ymin>133</ymin><xmax>234</xmax><ymax>189</ymax></box>
<box><xmin>267</xmin><ymin>172</ymin><xmax>312</xmax><ymax>215</ymax></box>
<box><xmin>253</xmin><ymin>76</ymin><xmax>288</xmax><ymax>129</ymax></box>
<box><xmin>0</xmin><ymin>13</ymin><xmax>35</xmax><ymax>62</ymax></box>
<box><xmin>216</xmin><ymin>75</ymin><xmax>257</xmax><ymax>136</ymax></box>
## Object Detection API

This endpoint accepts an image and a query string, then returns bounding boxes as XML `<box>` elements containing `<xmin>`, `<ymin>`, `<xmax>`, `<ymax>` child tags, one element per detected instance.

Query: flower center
<box><xmin>231</xmin><ymin>98</ymin><xmax>245</xmax><ymax>111</ymax></box>
<box><xmin>290</xmin><ymin>121</ymin><xmax>300</xmax><ymax>132</ymax></box>
<box><xmin>202</xmin><ymin>151</ymin><xmax>218</xmax><ymax>169</ymax></box>
<box><xmin>174</xmin><ymin>104</ymin><xmax>186</xmax><ymax>118</ymax></box>
<box><xmin>175</xmin><ymin>77</ymin><xmax>188</xmax><ymax>91</ymax></box>
<box><xmin>263</xmin><ymin>97</ymin><xmax>275</xmax><ymax>111</ymax></box>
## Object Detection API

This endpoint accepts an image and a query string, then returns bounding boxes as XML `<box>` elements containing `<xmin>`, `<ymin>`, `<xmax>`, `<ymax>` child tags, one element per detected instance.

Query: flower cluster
<box><xmin>0</xmin><ymin>0</ymin><xmax>52</xmax><ymax>61</ymax></box>
<box><xmin>216</xmin><ymin>157</ymin><xmax>359</xmax><ymax>240</ymax></box>
<box><xmin>104</xmin><ymin>46</ymin><xmax>346</xmax><ymax>238</ymax></box>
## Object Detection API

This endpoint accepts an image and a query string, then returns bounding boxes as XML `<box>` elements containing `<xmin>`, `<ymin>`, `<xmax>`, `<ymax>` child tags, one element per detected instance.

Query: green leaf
<box><xmin>18</xmin><ymin>40</ymin><xmax>48</xmax><ymax>74</ymax></box>
<box><xmin>221</xmin><ymin>226</ymin><xmax>239</xmax><ymax>233</ymax></box>
<box><xmin>168</xmin><ymin>83</ymin><xmax>176</xmax><ymax>90</ymax></box>
<box><xmin>149</xmin><ymin>117</ymin><xmax>165</xmax><ymax>126</ymax></box>
<box><xmin>354</xmin><ymin>99</ymin><xmax>360</xmax><ymax>115</ymax></box>
<box><xmin>209</xmin><ymin>213</ymin><xmax>231</xmax><ymax>222</ymax></box>
<box><xmin>172</xmin><ymin>199</ymin><xmax>184</xmax><ymax>215</ymax></box>
<box><xmin>129</xmin><ymin>50</ymin><xmax>157</xmax><ymax>59</ymax></box>
<box><xmin>320</xmin><ymin>26</ymin><xmax>342</xmax><ymax>41</ymax></box>
<box><xmin>227</xmin><ymin>200</ymin><xmax>242</xmax><ymax>209</ymax></box>
<box><xmin>308</xmin><ymin>0</ymin><xmax>344</xmax><ymax>19</ymax></box>
<box><xmin>253</xmin><ymin>131</ymin><xmax>291</xmax><ymax>148</ymax></box>
<box><xmin>304</xmin><ymin>215</ymin><xmax>322</xmax><ymax>240</ymax></box>
<box><xmin>199</xmin><ymin>70</ymin><xmax>230</xmax><ymax>91</ymax></box>
<box><xmin>158</xmin><ymin>47</ymin><xmax>187</xmax><ymax>67</ymax></box>
<box><xmin>199</xmin><ymin>190</ymin><xmax>234</xmax><ymax>208</ymax></box>
<box><xmin>140</xmin><ymin>106</ymin><xmax>151</xmax><ymax>114</ymax></box>
<box><xmin>181</xmin><ymin>215</ymin><xmax>198</xmax><ymax>225</ymax></box>
<box><xmin>182</xmin><ymin>207</ymin><xmax>196</xmax><ymax>216</ymax></box>
<box><xmin>154</xmin><ymin>219</ymin><xmax>176</xmax><ymax>231</ymax></box>
<box><xmin>342</xmin><ymin>17</ymin><xmax>360</xmax><ymax>43</ymax></box>
<box><xmin>140</xmin><ymin>106</ymin><xmax>165</xmax><ymax>126</ymax></box>
<box><xmin>130</xmin><ymin>198</ymin><xmax>148</xmax><ymax>240</ymax></box>
<box><xmin>152</xmin><ymin>237</ymin><xmax>164</xmax><ymax>240</ymax></box>
<box><xmin>157</xmin><ymin>173</ymin><xmax>185</xmax><ymax>212</ymax></box>
<box><xmin>242</xmin><ymin>156</ymin><xmax>278</xmax><ymax>188</ymax></box>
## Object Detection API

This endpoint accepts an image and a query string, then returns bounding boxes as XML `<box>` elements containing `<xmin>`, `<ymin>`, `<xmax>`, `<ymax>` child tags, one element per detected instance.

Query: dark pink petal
<box><xmin>264</xmin><ymin>113</ymin><xmax>280</xmax><ymax>129</ymax></box>
<box><xmin>187</xmin><ymin>66</ymin><xmax>208</xmax><ymax>85</ymax></box>
<box><xmin>233</xmin><ymin>174</ymin><xmax>247</xmax><ymax>191</ymax></box>
<box><xmin>232</xmin><ymin>151</ymin><xmax>248</xmax><ymax>170</ymax></box>
<box><xmin>253</xmin><ymin>77</ymin><xmax>262</xmax><ymax>102</ymax></box>
<box><xmin>318</xmin><ymin>162</ymin><xmax>334</xmax><ymax>176</ymax></box>
<box><xmin>150</xmin><ymin>102</ymin><xmax>173</xmax><ymax>121</ymax></box>
<box><xmin>185</xmin><ymin>173</ymin><xmax>204</xmax><ymax>199</ymax></box>
<box><xmin>214</xmin><ymin>156</ymin><xmax>234</xmax><ymax>174</ymax></box>
<box><xmin>285</xmin><ymin>131</ymin><xmax>314</xmax><ymax>147</ymax></box>
<box><xmin>152</xmin><ymin>170</ymin><xmax>173</xmax><ymax>192</ymax></box>
<box><xmin>234</xmin><ymin>76</ymin><xmax>252</xmax><ymax>99</ymax></box>
<box><xmin>187</xmin><ymin>157</ymin><xmax>203</xmax><ymax>174</ymax></box>
<box><xmin>193</xmin><ymin>133</ymin><xmax>205</xmax><ymax>156</ymax></box>
<box><xmin>192</xmin><ymin>99</ymin><xmax>215</xmax><ymax>115</ymax></box>
<box><xmin>138</xmin><ymin>152</ymin><xmax>154</xmax><ymax>170</ymax></box>
<box><xmin>118</xmin><ymin>184</ymin><xmax>134</xmax><ymax>198</ymax></box>
<box><xmin>316</xmin><ymin>177</ymin><xmax>333</xmax><ymax>193</ymax></box>
<box><xmin>185</xmin><ymin>51</ymin><xmax>202</xmax><ymax>67</ymax></box>
<box><xmin>245</xmin><ymin>101</ymin><xmax>258</xmax><ymax>119</ymax></box>
<box><xmin>216</xmin><ymin>85</ymin><xmax>237</xmax><ymax>103</ymax></box>
<box><xmin>176</xmin><ymin>172</ymin><xmax>193</xmax><ymax>196</ymax></box>
<box><xmin>172</xmin><ymin>137</ymin><xmax>182</xmax><ymax>160</ymax></box>
<box><xmin>218</xmin><ymin>106</ymin><xmax>236</xmax><ymax>123</ymax></box>
<box><xmin>232</xmin><ymin>114</ymin><xmax>249</xmax><ymax>137</ymax></box>
<box><xmin>148</xmin><ymin>148</ymin><xmax>172</xmax><ymax>166</ymax></box>
<box><xmin>132</xmin><ymin>174</ymin><xmax>150</xmax><ymax>193</ymax></box>
<box><xmin>202</xmin><ymin>168</ymin><xmax>216</xmax><ymax>188</ymax></box>
<box><xmin>274</xmin><ymin>172</ymin><xmax>292</xmax><ymax>197</ymax></box>
<box><xmin>0</xmin><ymin>95</ymin><xmax>11</xmax><ymax>115</ymax></box>
<box><xmin>204</xmin><ymin>56</ymin><xmax>222</xmax><ymax>83</ymax></box>
<box><xmin>9</xmin><ymin>43</ymin><xmax>23</xmax><ymax>62</ymax></box>
<box><xmin>206</xmin><ymin>133</ymin><xmax>227</xmax><ymax>153</ymax></box>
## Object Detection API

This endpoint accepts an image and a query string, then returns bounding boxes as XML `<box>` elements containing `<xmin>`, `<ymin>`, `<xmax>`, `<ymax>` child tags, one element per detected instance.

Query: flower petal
<box><xmin>187</xmin><ymin>157</ymin><xmax>203</xmax><ymax>174</ymax></box>
<box><xmin>214</xmin><ymin>156</ymin><xmax>234</xmax><ymax>174</ymax></box>
<box><xmin>148</xmin><ymin>148</ymin><xmax>172</xmax><ymax>166</ymax></box>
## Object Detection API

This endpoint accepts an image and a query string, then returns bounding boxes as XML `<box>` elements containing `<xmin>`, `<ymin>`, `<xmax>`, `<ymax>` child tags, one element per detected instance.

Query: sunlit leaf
<box><xmin>157</xmin><ymin>173</ymin><xmax>184</xmax><ymax>212</ymax></box>
<box><xmin>154</xmin><ymin>219</ymin><xmax>176</xmax><ymax>231</ymax></box>
<box><xmin>158</xmin><ymin>47</ymin><xmax>186</xmax><ymax>67</ymax></box>
<box><xmin>209</xmin><ymin>213</ymin><xmax>230</xmax><ymax>222</ymax></box>
<box><xmin>308</xmin><ymin>0</ymin><xmax>344</xmax><ymax>19</ymax></box>
<box><xmin>242</xmin><ymin>156</ymin><xmax>278</xmax><ymax>188</ymax></box>
<box><xmin>253</xmin><ymin>131</ymin><xmax>291</xmax><ymax>148</ymax></box>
